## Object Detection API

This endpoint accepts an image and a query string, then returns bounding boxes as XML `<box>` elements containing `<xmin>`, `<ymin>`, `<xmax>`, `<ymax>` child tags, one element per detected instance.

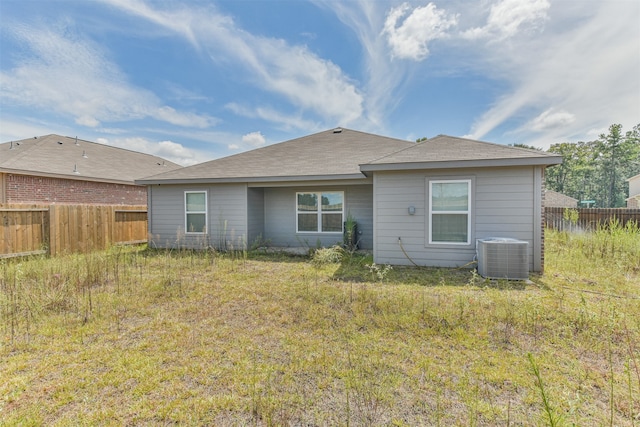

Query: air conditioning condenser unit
<box><xmin>477</xmin><ymin>238</ymin><xmax>529</xmax><ymax>280</ymax></box>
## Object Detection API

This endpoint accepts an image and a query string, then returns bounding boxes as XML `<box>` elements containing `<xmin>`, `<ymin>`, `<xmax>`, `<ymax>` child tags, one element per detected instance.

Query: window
<box><xmin>185</xmin><ymin>191</ymin><xmax>207</xmax><ymax>233</ymax></box>
<box><xmin>428</xmin><ymin>180</ymin><xmax>471</xmax><ymax>244</ymax></box>
<box><xmin>296</xmin><ymin>191</ymin><xmax>344</xmax><ymax>233</ymax></box>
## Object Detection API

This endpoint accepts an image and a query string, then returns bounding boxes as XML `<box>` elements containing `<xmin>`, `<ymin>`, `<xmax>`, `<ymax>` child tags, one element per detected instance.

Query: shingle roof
<box><xmin>0</xmin><ymin>134</ymin><xmax>182</xmax><ymax>184</ymax></box>
<box><xmin>136</xmin><ymin>129</ymin><xmax>562</xmax><ymax>185</ymax></box>
<box><xmin>137</xmin><ymin>128</ymin><xmax>415</xmax><ymax>184</ymax></box>
<box><xmin>361</xmin><ymin>135</ymin><xmax>562</xmax><ymax>171</ymax></box>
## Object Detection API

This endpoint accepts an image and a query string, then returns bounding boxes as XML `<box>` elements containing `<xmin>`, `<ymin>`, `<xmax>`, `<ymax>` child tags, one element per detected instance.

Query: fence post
<box><xmin>43</xmin><ymin>207</ymin><xmax>51</xmax><ymax>256</ymax></box>
<box><xmin>545</xmin><ymin>207</ymin><xmax>640</xmax><ymax>230</ymax></box>
<box><xmin>49</xmin><ymin>205</ymin><xmax>57</xmax><ymax>256</ymax></box>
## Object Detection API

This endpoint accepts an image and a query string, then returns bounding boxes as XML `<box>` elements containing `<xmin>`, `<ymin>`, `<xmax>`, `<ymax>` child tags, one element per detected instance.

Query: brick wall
<box><xmin>5</xmin><ymin>174</ymin><xmax>147</xmax><ymax>205</ymax></box>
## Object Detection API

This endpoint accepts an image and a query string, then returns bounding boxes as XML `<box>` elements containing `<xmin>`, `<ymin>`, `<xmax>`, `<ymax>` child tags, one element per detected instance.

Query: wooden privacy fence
<box><xmin>1</xmin><ymin>204</ymin><xmax>147</xmax><ymax>258</ymax></box>
<box><xmin>545</xmin><ymin>207</ymin><xmax>640</xmax><ymax>231</ymax></box>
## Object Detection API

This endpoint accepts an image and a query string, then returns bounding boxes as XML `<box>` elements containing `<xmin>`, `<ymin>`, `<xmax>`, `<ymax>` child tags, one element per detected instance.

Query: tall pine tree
<box><xmin>546</xmin><ymin>124</ymin><xmax>640</xmax><ymax>207</ymax></box>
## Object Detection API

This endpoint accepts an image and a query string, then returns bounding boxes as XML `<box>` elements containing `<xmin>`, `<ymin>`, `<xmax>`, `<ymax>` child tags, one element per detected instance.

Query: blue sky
<box><xmin>1</xmin><ymin>0</ymin><xmax>638</xmax><ymax>166</ymax></box>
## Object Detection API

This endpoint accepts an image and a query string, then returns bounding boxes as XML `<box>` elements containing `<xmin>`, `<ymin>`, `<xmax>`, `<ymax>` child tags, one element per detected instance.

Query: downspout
<box><xmin>0</xmin><ymin>172</ymin><xmax>5</xmax><ymax>203</ymax></box>
<box><xmin>372</xmin><ymin>172</ymin><xmax>378</xmax><ymax>263</ymax></box>
<box><xmin>147</xmin><ymin>185</ymin><xmax>153</xmax><ymax>245</ymax></box>
<box><xmin>533</xmin><ymin>166</ymin><xmax>543</xmax><ymax>273</ymax></box>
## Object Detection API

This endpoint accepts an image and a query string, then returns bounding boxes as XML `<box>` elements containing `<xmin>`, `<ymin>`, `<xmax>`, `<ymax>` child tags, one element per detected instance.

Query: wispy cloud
<box><xmin>527</xmin><ymin>108</ymin><xmax>575</xmax><ymax>132</ymax></box>
<box><xmin>101</xmin><ymin>0</ymin><xmax>364</xmax><ymax>127</ymax></box>
<box><xmin>0</xmin><ymin>117</ymin><xmax>68</xmax><ymax>143</ymax></box>
<box><xmin>461</xmin><ymin>0</ymin><xmax>550</xmax><ymax>41</ymax></box>
<box><xmin>0</xmin><ymin>22</ymin><xmax>215</xmax><ymax>129</ymax></box>
<box><xmin>96</xmin><ymin>136</ymin><xmax>211</xmax><ymax>166</ymax></box>
<box><xmin>465</xmin><ymin>1</ymin><xmax>639</xmax><ymax>147</ymax></box>
<box><xmin>310</xmin><ymin>0</ymin><xmax>405</xmax><ymax>130</ymax></box>
<box><xmin>226</xmin><ymin>103</ymin><xmax>320</xmax><ymax>132</ymax></box>
<box><xmin>318</xmin><ymin>0</ymin><xmax>638</xmax><ymax>147</ymax></box>
<box><xmin>2</xmin><ymin>0</ymin><xmax>636</xmax><ymax>154</ymax></box>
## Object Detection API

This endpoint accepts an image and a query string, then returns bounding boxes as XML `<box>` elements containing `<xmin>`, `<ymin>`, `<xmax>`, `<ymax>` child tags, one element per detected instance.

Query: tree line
<box><xmin>519</xmin><ymin>124</ymin><xmax>639</xmax><ymax>208</ymax></box>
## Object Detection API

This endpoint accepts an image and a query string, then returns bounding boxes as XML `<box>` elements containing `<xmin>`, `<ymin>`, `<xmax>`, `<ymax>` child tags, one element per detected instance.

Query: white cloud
<box><xmin>528</xmin><ymin>109</ymin><xmax>575</xmax><ymax>132</ymax></box>
<box><xmin>309</xmin><ymin>1</ymin><xmax>406</xmax><ymax>130</ymax></box>
<box><xmin>226</xmin><ymin>102</ymin><xmax>320</xmax><ymax>132</ymax></box>
<box><xmin>96</xmin><ymin>136</ymin><xmax>210</xmax><ymax>166</ymax></box>
<box><xmin>0</xmin><ymin>117</ymin><xmax>67</xmax><ymax>142</ymax></box>
<box><xmin>0</xmin><ymin>23</ymin><xmax>214</xmax><ymax>129</ymax></box>
<box><xmin>242</xmin><ymin>131</ymin><xmax>266</xmax><ymax>147</ymax></box>
<box><xmin>154</xmin><ymin>106</ymin><xmax>213</xmax><ymax>128</ymax></box>
<box><xmin>76</xmin><ymin>115</ymin><xmax>101</xmax><ymax>128</ymax></box>
<box><xmin>101</xmin><ymin>0</ymin><xmax>364</xmax><ymax>126</ymax></box>
<box><xmin>382</xmin><ymin>2</ymin><xmax>457</xmax><ymax>61</ymax></box>
<box><xmin>464</xmin><ymin>1</ymin><xmax>639</xmax><ymax>148</ymax></box>
<box><xmin>462</xmin><ymin>0</ymin><xmax>550</xmax><ymax>41</ymax></box>
<box><xmin>227</xmin><ymin>143</ymin><xmax>240</xmax><ymax>151</ymax></box>
<box><xmin>253</xmin><ymin>41</ymin><xmax>364</xmax><ymax>124</ymax></box>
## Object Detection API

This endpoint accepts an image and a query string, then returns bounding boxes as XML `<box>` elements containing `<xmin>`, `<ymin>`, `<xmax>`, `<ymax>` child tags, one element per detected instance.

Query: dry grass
<box><xmin>1</xmin><ymin>225</ymin><xmax>639</xmax><ymax>426</ymax></box>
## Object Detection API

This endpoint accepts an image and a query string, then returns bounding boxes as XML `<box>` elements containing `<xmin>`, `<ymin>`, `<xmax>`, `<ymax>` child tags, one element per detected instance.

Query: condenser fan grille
<box><xmin>477</xmin><ymin>238</ymin><xmax>529</xmax><ymax>280</ymax></box>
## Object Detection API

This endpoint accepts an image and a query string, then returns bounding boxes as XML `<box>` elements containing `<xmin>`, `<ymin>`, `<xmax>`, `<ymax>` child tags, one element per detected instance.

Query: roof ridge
<box><xmin>364</xmin><ymin>139</ymin><xmax>419</xmax><ymax>164</ymax></box>
<box><xmin>57</xmin><ymin>135</ymin><xmax>182</xmax><ymax>164</ymax></box>
<box><xmin>1</xmin><ymin>134</ymin><xmax>182</xmax><ymax>182</ymax></box>
<box><xmin>166</xmin><ymin>127</ymin><xmax>415</xmax><ymax>171</ymax></box>
<box><xmin>363</xmin><ymin>133</ymin><xmax>468</xmax><ymax>165</ymax></box>
<box><xmin>0</xmin><ymin>135</ymin><xmax>51</xmax><ymax>167</ymax></box>
<box><xmin>2</xmin><ymin>134</ymin><xmax>181</xmax><ymax>167</ymax></box>
<box><xmin>433</xmin><ymin>134</ymin><xmax>557</xmax><ymax>156</ymax></box>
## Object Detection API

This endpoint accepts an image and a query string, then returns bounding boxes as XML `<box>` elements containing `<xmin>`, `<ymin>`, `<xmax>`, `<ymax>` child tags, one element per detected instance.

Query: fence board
<box><xmin>1</xmin><ymin>204</ymin><xmax>147</xmax><ymax>257</ymax></box>
<box><xmin>545</xmin><ymin>207</ymin><xmax>640</xmax><ymax>231</ymax></box>
<box><xmin>114</xmin><ymin>209</ymin><xmax>148</xmax><ymax>244</ymax></box>
<box><xmin>0</xmin><ymin>204</ymin><xmax>48</xmax><ymax>256</ymax></box>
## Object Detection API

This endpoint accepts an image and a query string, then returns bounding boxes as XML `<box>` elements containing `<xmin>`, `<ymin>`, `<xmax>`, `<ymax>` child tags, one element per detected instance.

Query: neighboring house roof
<box><xmin>137</xmin><ymin>128</ymin><xmax>562</xmax><ymax>185</ymax></box>
<box><xmin>1</xmin><ymin>134</ymin><xmax>182</xmax><ymax>185</ymax></box>
<box><xmin>544</xmin><ymin>190</ymin><xmax>578</xmax><ymax>208</ymax></box>
<box><xmin>627</xmin><ymin>173</ymin><xmax>640</xmax><ymax>182</ymax></box>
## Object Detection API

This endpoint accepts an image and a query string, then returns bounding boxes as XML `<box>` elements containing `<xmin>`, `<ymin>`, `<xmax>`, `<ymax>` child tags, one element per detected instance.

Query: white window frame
<box><xmin>184</xmin><ymin>191</ymin><xmax>207</xmax><ymax>234</ymax></box>
<box><xmin>296</xmin><ymin>191</ymin><xmax>344</xmax><ymax>234</ymax></box>
<box><xmin>428</xmin><ymin>179</ymin><xmax>472</xmax><ymax>245</ymax></box>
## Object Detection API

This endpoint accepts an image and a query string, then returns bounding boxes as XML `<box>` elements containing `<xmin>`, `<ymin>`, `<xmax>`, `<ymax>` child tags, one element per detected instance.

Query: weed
<box><xmin>0</xmin><ymin>228</ymin><xmax>638</xmax><ymax>425</ymax></box>
<box><xmin>528</xmin><ymin>353</ymin><xmax>562</xmax><ymax>426</ymax></box>
<box><xmin>365</xmin><ymin>263</ymin><xmax>392</xmax><ymax>282</ymax></box>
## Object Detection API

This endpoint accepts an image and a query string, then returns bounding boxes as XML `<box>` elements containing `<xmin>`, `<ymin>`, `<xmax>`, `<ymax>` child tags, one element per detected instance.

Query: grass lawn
<box><xmin>1</xmin><ymin>225</ymin><xmax>639</xmax><ymax>426</ymax></box>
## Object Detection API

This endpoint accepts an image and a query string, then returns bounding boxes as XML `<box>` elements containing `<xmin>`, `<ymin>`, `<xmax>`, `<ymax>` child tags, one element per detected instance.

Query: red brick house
<box><xmin>1</xmin><ymin>134</ymin><xmax>181</xmax><ymax>205</ymax></box>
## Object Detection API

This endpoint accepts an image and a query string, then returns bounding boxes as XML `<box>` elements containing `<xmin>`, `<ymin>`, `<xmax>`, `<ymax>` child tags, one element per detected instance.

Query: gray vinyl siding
<box><xmin>345</xmin><ymin>185</ymin><xmax>374</xmax><ymax>250</ymax></box>
<box><xmin>148</xmin><ymin>183</ymin><xmax>248</xmax><ymax>249</ymax></box>
<box><xmin>374</xmin><ymin>166</ymin><xmax>540</xmax><ymax>271</ymax></box>
<box><xmin>629</xmin><ymin>176</ymin><xmax>640</xmax><ymax>198</ymax></box>
<box><xmin>247</xmin><ymin>188</ymin><xmax>265</xmax><ymax>245</ymax></box>
<box><xmin>263</xmin><ymin>184</ymin><xmax>373</xmax><ymax>249</ymax></box>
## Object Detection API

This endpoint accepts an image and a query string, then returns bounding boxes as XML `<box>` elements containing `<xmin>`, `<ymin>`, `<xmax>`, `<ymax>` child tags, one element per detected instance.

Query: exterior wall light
<box><xmin>408</xmin><ymin>205</ymin><xmax>416</xmax><ymax>215</ymax></box>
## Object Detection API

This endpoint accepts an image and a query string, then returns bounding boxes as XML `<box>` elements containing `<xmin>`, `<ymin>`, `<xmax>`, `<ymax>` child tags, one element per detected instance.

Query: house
<box><xmin>137</xmin><ymin>128</ymin><xmax>562</xmax><ymax>272</ymax></box>
<box><xmin>544</xmin><ymin>190</ymin><xmax>578</xmax><ymax>208</ymax></box>
<box><xmin>626</xmin><ymin>173</ymin><xmax>640</xmax><ymax>208</ymax></box>
<box><xmin>0</xmin><ymin>134</ymin><xmax>181</xmax><ymax>205</ymax></box>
